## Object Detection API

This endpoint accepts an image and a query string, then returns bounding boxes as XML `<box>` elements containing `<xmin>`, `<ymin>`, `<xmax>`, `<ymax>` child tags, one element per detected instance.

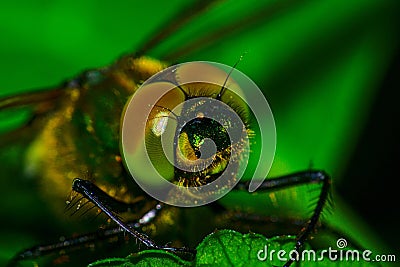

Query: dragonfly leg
<box><xmin>233</xmin><ymin>170</ymin><xmax>331</xmax><ymax>267</ymax></box>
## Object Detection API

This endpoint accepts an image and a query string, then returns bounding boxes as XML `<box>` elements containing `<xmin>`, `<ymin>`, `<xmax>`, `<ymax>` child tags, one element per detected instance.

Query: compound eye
<box><xmin>121</xmin><ymin>61</ymin><xmax>275</xmax><ymax>207</ymax></box>
<box><xmin>122</xmin><ymin>82</ymin><xmax>186</xmax><ymax>182</ymax></box>
<box><xmin>142</xmin><ymin>81</ymin><xmax>246</xmax><ymax>187</ymax></box>
<box><xmin>180</xmin><ymin>117</ymin><xmax>230</xmax><ymax>160</ymax></box>
<box><xmin>177</xmin><ymin>116</ymin><xmax>230</xmax><ymax>174</ymax></box>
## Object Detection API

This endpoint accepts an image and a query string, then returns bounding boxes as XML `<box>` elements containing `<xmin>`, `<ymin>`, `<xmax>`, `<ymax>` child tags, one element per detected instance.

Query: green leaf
<box><xmin>88</xmin><ymin>230</ymin><xmax>382</xmax><ymax>267</ymax></box>
<box><xmin>88</xmin><ymin>250</ymin><xmax>192</xmax><ymax>267</ymax></box>
<box><xmin>196</xmin><ymin>229</ymin><xmax>298</xmax><ymax>267</ymax></box>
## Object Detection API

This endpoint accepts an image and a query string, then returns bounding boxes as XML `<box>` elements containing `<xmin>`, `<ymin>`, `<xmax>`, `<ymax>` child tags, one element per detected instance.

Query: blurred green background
<box><xmin>0</xmin><ymin>0</ymin><xmax>399</xmax><ymax>265</ymax></box>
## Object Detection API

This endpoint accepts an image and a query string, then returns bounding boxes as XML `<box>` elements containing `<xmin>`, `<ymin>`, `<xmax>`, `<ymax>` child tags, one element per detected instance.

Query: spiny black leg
<box><xmin>234</xmin><ymin>170</ymin><xmax>331</xmax><ymax>267</ymax></box>
<box><xmin>71</xmin><ymin>178</ymin><xmax>195</xmax><ymax>256</ymax></box>
<box><xmin>9</xmin><ymin>203</ymin><xmax>163</xmax><ymax>265</ymax></box>
<box><xmin>72</xmin><ymin>178</ymin><xmax>156</xmax><ymax>248</ymax></box>
<box><xmin>66</xmin><ymin>182</ymin><xmax>149</xmax><ymax>215</ymax></box>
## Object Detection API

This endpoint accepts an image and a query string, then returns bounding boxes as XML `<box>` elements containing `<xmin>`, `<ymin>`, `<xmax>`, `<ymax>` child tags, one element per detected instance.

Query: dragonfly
<box><xmin>0</xmin><ymin>1</ymin><xmax>398</xmax><ymax>266</ymax></box>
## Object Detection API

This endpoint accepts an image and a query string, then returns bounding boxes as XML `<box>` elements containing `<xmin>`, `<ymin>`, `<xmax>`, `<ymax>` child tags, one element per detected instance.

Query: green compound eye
<box><xmin>180</xmin><ymin>117</ymin><xmax>230</xmax><ymax>159</ymax></box>
<box><xmin>121</xmin><ymin>61</ymin><xmax>275</xmax><ymax>207</ymax></box>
